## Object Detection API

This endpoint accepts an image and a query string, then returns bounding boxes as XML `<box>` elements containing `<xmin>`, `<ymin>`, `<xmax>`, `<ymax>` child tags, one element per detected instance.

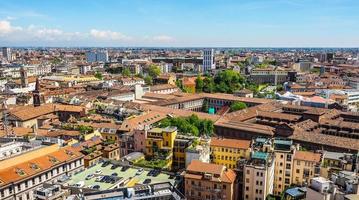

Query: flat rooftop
<box><xmin>66</xmin><ymin>162</ymin><xmax>177</xmax><ymax>190</ymax></box>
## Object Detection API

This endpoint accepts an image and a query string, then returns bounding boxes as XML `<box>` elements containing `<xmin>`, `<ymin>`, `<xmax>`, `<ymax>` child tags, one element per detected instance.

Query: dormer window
<box><xmin>30</xmin><ymin>163</ymin><xmax>40</xmax><ymax>170</ymax></box>
<box><xmin>49</xmin><ymin>156</ymin><xmax>59</xmax><ymax>164</ymax></box>
<box><xmin>16</xmin><ymin>168</ymin><xmax>26</xmax><ymax>176</ymax></box>
<box><xmin>65</xmin><ymin>150</ymin><xmax>75</xmax><ymax>157</ymax></box>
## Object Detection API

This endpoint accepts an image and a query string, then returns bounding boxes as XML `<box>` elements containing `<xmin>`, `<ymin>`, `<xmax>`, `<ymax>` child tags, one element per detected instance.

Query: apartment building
<box><xmin>184</xmin><ymin>160</ymin><xmax>237</xmax><ymax>200</ymax></box>
<box><xmin>273</xmin><ymin>139</ymin><xmax>296</xmax><ymax>195</ymax></box>
<box><xmin>243</xmin><ymin>151</ymin><xmax>275</xmax><ymax>200</ymax></box>
<box><xmin>210</xmin><ymin>137</ymin><xmax>251</xmax><ymax>169</ymax></box>
<box><xmin>145</xmin><ymin>126</ymin><xmax>177</xmax><ymax>168</ymax></box>
<box><xmin>0</xmin><ymin>145</ymin><xmax>84</xmax><ymax>200</ymax></box>
<box><xmin>292</xmin><ymin>151</ymin><xmax>322</xmax><ymax>186</ymax></box>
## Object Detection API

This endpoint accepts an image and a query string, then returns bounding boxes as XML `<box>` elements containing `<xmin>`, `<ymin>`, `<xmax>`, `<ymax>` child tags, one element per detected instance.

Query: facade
<box><xmin>86</xmin><ymin>51</ymin><xmax>109</xmax><ymax>63</ymax></box>
<box><xmin>202</xmin><ymin>49</ymin><xmax>215</xmax><ymax>72</ymax></box>
<box><xmin>273</xmin><ymin>139</ymin><xmax>296</xmax><ymax>195</ymax></box>
<box><xmin>2</xmin><ymin>47</ymin><xmax>12</xmax><ymax>61</ymax></box>
<box><xmin>250</xmin><ymin>67</ymin><xmax>289</xmax><ymax>85</ymax></box>
<box><xmin>184</xmin><ymin>160</ymin><xmax>237</xmax><ymax>200</ymax></box>
<box><xmin>0</xmin><ymin>145</ymin><xmax>84</xmax><ymax>200</ymax></box>
<box><xmin>185</xmin><ymin>138</ymin><xmax>211</xmax><ymax>167</ymax></box>
<box><xmin>243</xmin><ymin>151</ymin><xmax>275</xmax><ymax>200</ymax></box>
<box><xmin>145</xmin><ymin>127</ymin><xmax>177</xmax><ymax>168</ymax></box>
<box><xmin>210</xmin><ymin>137</ymin><xmax>251</xmax><ymax>169</ymax></box>
<box><xmin>292</xmin><ymin>151</ymin><xmax>322</xmax><ymax>186</ymax></box>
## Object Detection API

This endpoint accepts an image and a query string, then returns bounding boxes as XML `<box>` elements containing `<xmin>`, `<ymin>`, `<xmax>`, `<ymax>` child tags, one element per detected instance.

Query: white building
<box><xmin>185</xmin><ymin>138</ymin><xmax>210</xmax><ymax>167</ymax></box>
<box><xmin>343</xmin><ymin>89</ymin><xmax>359</xmax><ymax>111</ymax></box>
<box><xmin>2</xmin><ymin>47</ymin><xmax>12</xmax><ymax>62</ymax></box>
<box><xmin>79</xmin><ymin>65</ymin><xmax>92</xmax><ymax>74</ymax></box>
<box><xmin>243</xmin><ymin>151</ymin><xmax>275</xmax><ymax>200</ymax></box>
<box><xmin>0</xmin><ymin>65</ymin><xmax>51</xmax><ymax>78</ymax></box>
<box><xmin>202</xmin><ymin>49</ymin><xmax>215</xmax><ymax>72</ymax></box>
<box><xmin>306</xmin><ymin>177</ymin><xmax>336</xmax><ymax>200</ymax></box>
<box><xmin>86</xmin><ymin>51</ymin><xmax>109</xmax><ymax>63</ymax></box>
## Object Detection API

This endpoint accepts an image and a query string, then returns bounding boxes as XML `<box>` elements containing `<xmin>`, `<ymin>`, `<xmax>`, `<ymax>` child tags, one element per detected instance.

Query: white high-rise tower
<box><xmin>202</xmin><ymin>49</ymin><xmax>215</xmax><ymax>72</ymax></box>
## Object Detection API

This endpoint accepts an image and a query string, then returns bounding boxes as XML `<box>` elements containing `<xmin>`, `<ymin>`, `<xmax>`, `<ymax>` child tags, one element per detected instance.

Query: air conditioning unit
<box><xmin>204</xmin><ymin>173</ymin><xmax>212</xmax><ymax>180</ymax></box>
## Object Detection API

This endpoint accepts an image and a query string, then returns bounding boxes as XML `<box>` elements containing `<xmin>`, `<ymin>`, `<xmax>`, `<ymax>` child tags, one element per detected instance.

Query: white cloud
<box><xmin>0</xmin><ymin>19</ymin><xmax>175</xmax><ymax>46</ymax></box>
<box><xmin>90</xmin><ymin>29</ymin><xmax>132</xmax><ymax>41</ymax></box>
<box><xmin>0</xmin><ymin>20</ymin><xmax>22</xmax><ymax>35</ymax></box>
<box><xmin>151</xmin><ymin>35</ymin><xmax>174</xmax><ymax>42</ymax></box>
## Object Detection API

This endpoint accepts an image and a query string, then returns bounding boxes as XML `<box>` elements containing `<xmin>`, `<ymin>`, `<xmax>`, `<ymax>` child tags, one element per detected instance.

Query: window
<box><xmin>246</xmin><ymin>186</ymin><xmax>249</xmax><ymax>191</ymax></box>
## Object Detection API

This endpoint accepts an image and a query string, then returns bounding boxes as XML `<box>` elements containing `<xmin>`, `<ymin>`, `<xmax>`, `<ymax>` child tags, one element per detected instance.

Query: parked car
<box><xmin>143</xmin><ymin>178</ymin><xmax>151</xmax><ymax>184</ymax></box>
<box><xmin>136</xmin><ymin>168</ymin><xmax>144</xmax><ymax>175</ymax></box>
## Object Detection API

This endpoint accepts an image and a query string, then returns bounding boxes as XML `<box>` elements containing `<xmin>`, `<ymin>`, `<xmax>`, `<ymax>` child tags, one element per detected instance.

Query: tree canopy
<box><xmin>159</xmin><ymin>114</ymin><xmax>214</xmax><ymax>136</ymax></box>
<box><xmin>148</xmin><ymin>64</ymin><xmax>161</xmax><ymax>78</ymax></box>
<box><xmin>94</xmin><ymin>71</ymin><xmax>103</xmax><ymax>80</ymax></box>
<box><xmin>195</xmin><ymin>70</ymin><xmax>245</xmax><ymax>94</ymax></box>
<box><xmin>144</xmin><ymin>75</ymin><xmax>153</xmax><ymax>85</ymax></box>
<box><xmin>230</xmin><ymin>101</ymin><xmax>247</xmax><ymax>112</ymax></box>
<box><xmin>122</xmin><ymin>68</ymin><xmax>131</xmax><ymax>77</ymax></box>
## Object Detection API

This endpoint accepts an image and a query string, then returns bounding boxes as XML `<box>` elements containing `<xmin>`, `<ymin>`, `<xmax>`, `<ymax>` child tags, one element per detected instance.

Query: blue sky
<box><xmin>0</xmin><ymin>0</ymin><xmax>358</xmax><ymax>47</ymax></box>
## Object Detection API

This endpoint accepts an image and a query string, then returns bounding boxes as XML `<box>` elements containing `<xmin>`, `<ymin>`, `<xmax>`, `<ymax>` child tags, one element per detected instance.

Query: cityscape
<box><xmin>1</xmin><ymin>1</ymin><xmax>359</xmax><ymax>200</ymax></box>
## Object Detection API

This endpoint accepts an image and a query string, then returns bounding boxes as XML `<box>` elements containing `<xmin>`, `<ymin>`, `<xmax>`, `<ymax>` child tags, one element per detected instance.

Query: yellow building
<box><xmin>272</xmin><ymin>139</ymin><xmax>296</xmax><ymax>195</ymax></box>
<box><xmin>145</xmin><ymin>126</ymin><xmax>177</xmax><ymax>156</ymax></box>
<box><xmin>210</xmin><ymin>137</ymin><xmax>251</xmax><ymax>169</ymax></box>
<box><xmin>292</xmin><ymin>151</ymin><xmax>322</xmax><ymax>185</ymax></box>
<box><xmin>173</xmin><ymin>135</ymin><xmax>197</xmax><ymax>170</ymax></box>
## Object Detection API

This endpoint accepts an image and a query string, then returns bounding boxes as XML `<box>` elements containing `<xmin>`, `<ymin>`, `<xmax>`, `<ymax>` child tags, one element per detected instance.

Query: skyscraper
<box><xmin>86</xmin><ymin>50</ymin><xmax>109</xmax><ymax>63</ymax></box>
<box><xmin>2</xmin><ymin>47</ymin><xmax>12</xmax><ymax>62</ymax></box>
<box><xmin>202</xmin><ymin>49</ymin><xmax>215</xmax><ymax>72</ymax></box>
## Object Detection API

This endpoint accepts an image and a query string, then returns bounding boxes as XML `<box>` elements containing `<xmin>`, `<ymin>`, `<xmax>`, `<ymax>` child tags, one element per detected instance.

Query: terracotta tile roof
<box><xmin>121</xmin><ymin>111</ymin><xmax>167</xmax><ymax>130</ymax></box>
<box><xmin>215</xmin><ymin>119</ymin><xmax>275</xmax><ymax>136</ymax></box>
<box><xmin>141</xmin><ymin>104</ymin><xmax>221</xmax><ymax>122</ymax></box>
<box><xmin>12</xmin><ymin>127</ymin><xmax>33</xmax><ymax>136</ymax></box>
<box><xmin>187</xmin><ymin>160</ymin><xmax>224</xmax><ymax>175</ymax></box>
<box><xmin>294</xmin><ymin>151</ymin><xmax>321</xmax><ymax>163</ymax></box>
<box><xmin>0</xmin><ymin>146</ymin><xmax>83</xmax><ymax>186</ymax></box>
<box><xmin>210</xmin><ymin>137</ymin><xmax>251</xmax><ymax>149</ymax></box>
<box><xmin>150</xmin><ymin>84</ymin><xmax>178</xmax><ymax>91</ymax></box>
<box><xmin>55</xmin><ymin>104</ymin><xmax>85</xmax><ymax>113</ymax></box>
<box><xmin>186</xmin><ymin>160</ymin><xmax>236</xmax><ymax>183</ymax></box>
<box><xmin>257</xmin><ymin>111</ymin><xmax>301</xmax><ymax>121</ymax></box>
<box><xmin>9</xmin><ymin>104</ymin><xmax>55</xmax><ymax>121</ymax></box>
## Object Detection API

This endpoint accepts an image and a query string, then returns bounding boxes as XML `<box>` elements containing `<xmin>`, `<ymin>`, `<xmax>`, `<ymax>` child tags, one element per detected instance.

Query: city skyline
<box><xmin>0</xmin><ymin>0</ymin><xmax>359</xmax><ymax>47</ymax></box>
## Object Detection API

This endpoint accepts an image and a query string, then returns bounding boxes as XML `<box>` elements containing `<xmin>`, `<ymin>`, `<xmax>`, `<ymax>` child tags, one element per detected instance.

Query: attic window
<box><xmin>49</xmin><ymin>156</ymin><xmax>59</xmax><ymax>164</ymax></box>
<box><xmin>16</xmin><ymin>168</ymin><xmax>26</xmax><ymax>176</ymax></box>
<box><xmin>30</xmin><ymin>163</ymin><xmax>40</xmax><ymax>170</ymax></box>
<box><xmin>65</xmin><ymin>150</ymin><xmax>75</xmax><ymax>157</ymax></box>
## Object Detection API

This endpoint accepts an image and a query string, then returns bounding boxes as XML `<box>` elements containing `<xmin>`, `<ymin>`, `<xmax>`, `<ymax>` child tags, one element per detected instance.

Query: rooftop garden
<box><xmin>61</xmin><ymin>124</ymin><xmax>94</xmax><ymax>134</ymax></box>
<box><xmin>158</xmin><ymin>114</ymin><xmax>214</xmax><ymax>136</ymax></box>
<box><xmin>134</xmin><ymin>158</ymin><xmax>169</xmax><ymax>169</ymax></box>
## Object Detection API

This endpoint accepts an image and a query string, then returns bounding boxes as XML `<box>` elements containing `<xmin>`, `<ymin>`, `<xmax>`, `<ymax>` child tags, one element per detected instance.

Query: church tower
<box><xmin>20</xmin><ymin>67</ymin><xmax>28</xmax><ymax>88</ymax></box>
<box><xmin>33</xmin><ymin>78</ymin><xmax>41</xmax><ymax>107</ymax></box>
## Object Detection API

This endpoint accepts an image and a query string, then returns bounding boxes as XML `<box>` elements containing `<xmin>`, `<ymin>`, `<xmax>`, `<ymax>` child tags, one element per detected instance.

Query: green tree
<box><xmin>203</xmin><ymin>77</ymin><xmax>215</xmax><ymax>93</ymax></box>
<box><xmin>94</xmin><ymin>71</ymin><xmax>103</xmax><ymax>80</ymax></box>
<box><xmin>230</xmin><ymin>101</ymin><xmax>247</xmax><ymax>112</ymax></box>
<box><xmin>214</xmin><ymin>70</ymin><xmax>244</xmax><ymax>93</ymax></box>
<box><xmin>148</xmin><ymin>64</ymin><xmax>161</xmax><ymax>78</ymax></box>
<box><xmin>122</xmin><ymin>68</ymin><xmax>131</xmax><ymax>77</ymax></box>
<box><xmin>195</xmin><ymin>75</ymin><xmax>204</xmax><ymax>93</ymax></box>
<box><xmin>144</xmin><ymin>75</ymin><xmax>153</xmax><ymax>85</ymax></box>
